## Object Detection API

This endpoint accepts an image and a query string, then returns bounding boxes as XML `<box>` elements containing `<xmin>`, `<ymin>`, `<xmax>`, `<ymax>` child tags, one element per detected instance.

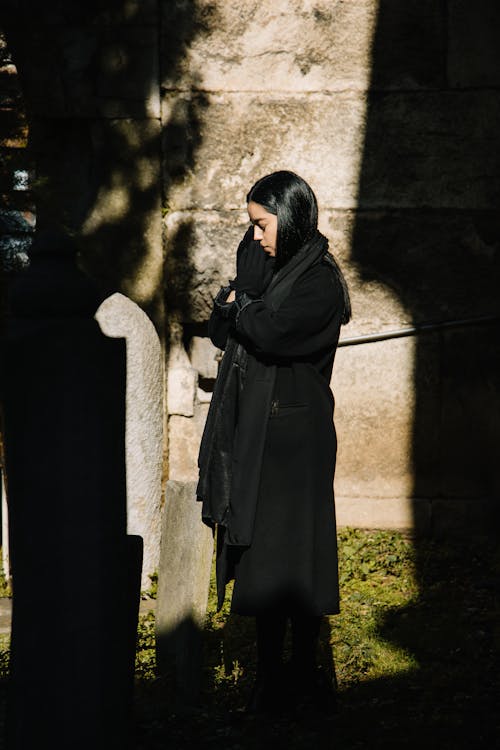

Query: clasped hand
<box><xmin>232</xmin><ymin>226</ymin><xmax>274</xmax><ymax>298</ymax></box>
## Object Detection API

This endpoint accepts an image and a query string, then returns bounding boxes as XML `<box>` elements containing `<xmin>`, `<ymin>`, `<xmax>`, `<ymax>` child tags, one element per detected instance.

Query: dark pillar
<box><xmin>0</xmin><ymin>230</ymin><xmax>137</xmax><ymax>749</ymax></box>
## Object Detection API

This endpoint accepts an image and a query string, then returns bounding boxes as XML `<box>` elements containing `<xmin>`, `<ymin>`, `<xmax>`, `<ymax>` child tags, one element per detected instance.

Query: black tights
<box><xmin>255</xmin><ymin>614</ymin><xmax>321</xmax><ymax>678</ymax></box>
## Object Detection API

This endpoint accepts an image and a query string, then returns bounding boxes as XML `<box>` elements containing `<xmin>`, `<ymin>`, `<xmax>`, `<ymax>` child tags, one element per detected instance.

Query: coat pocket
<box><xmin>269</xmin><ymin>399</ymin><xmax>308</xmax><ymax>417</ymax></box>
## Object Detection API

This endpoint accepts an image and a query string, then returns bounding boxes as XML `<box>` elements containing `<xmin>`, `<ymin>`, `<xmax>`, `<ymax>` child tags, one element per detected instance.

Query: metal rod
<box><xmin>338</xmin><ymin>314</ymin><xmax>500</xmax><ymax>348</ymax></box>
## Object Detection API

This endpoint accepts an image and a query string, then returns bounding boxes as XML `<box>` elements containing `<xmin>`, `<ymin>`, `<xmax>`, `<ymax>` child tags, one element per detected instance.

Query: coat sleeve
<box><xmin>208</xmin><ymin>284</ymin><xmax>236</xmax><ymax>350</ymax></box>
<box><xmin>235</xmin><ymin>266</ymin><xmax>342</xmax><ymax>358</ymax></box>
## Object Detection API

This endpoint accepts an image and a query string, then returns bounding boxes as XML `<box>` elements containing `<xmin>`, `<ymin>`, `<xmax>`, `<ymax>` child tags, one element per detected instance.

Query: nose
<box><xmin>253</xmin><ymin>225</ymin><xmax>263</xmax><ymax>241</ymax></box>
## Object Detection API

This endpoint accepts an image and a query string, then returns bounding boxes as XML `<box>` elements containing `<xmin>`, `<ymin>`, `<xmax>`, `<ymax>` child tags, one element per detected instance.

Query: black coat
<box><xmin>197</xmin><ymin>234</ymin><xmax>344</xmax><ymax>615</ymax></box>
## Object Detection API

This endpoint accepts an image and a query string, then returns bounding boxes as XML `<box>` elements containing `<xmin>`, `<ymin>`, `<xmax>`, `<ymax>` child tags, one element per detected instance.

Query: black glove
<box><xmin>232</xmin><ymin>228</ymin><xmax>274</xmax><ymax>298</ymax></box>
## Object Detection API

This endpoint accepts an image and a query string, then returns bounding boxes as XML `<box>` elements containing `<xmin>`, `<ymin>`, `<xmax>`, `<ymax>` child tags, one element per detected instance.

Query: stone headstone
<box><xmin>155</xmin><ymin>480</ymin><xmax>214</xmax><ymax>709</ymax></box>
<box><xmin>95</xmin><ymin>292</ymin><xmax>164</xmax><ymax>590</ymax></box>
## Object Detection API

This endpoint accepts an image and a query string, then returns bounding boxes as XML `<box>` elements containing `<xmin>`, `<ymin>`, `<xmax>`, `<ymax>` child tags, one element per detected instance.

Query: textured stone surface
<box><xmin>410</xmin><ymin>334</ymin><xmax>442</xmax><ymax>501</ymax></box>
<box><xmin>95</xmin><ymin>293</ymin><xmax>164</xmax><ymax>588</ymax></box>
<box><xmin>331</xmin><ymin>336</ymin><xmax>416</xmax><ymax>501</ymax></box>
<box><xmin>164</xmin><ymin>208</ymin><xmax>442</xmax><ymax>333</ymax></box>
<box><xmin>163</xmin><ymin>209</ymin><xmax>247</xmax><ymax>323</ymax></box>
<box><xmin>161</xmin><ymin>0</ymin><xmax>444</xmax><ymax>92</ymax></box>
<box><xmin>166</xmin><ymin>319</ymin><xmax>197</xmax><ymax>417</ymax></box>
<box><xmin>164</xmin><ymin>206</ymin><xmax>500</xmax><ymax>333</ymax></box>
<box><xmin>162</xmin><ymin>0</ymin><xmax>377</xmax><ymax>92</ymax></box>
<box><xmin>336</xmin><ymin>497</ymin><xmax>431</xmax><ymax>532</ymax></box>
<box><xmin>5</xmin><ymin>0</ymin><xmax>499</xmax><ymax>540</ymax></box>
<box><xmin>189</xmin><ymin>335</ymin><xmax>219</xmax><ymax>379</ymax></box>
<box><xmin>79</xmin><ymin>118</ymin><xmax>163</xmax><ymax>321</ymax></box>
<box><xmin>156</xmin><ymin>482</ymin><xmax>213</xmax><ymax>629</ymax></box>
<box><xmin>356</xmin><ymin>91</ymin><xmax>500</xmax><ymax>211</ymax></box>
<box><xmin>162</xmin><ymin>92</ymin><xmax>367</xmax><ymax>211</ymax></box>
<box><xmin>347</xmin><ymin>210</ymin><xmax>500</xmax><ymax>329</ymax></box>
<box><xmin>155</xmin><ymin>480</ymin><xmax>214</xmax><ymax>705</ymax></box>
<box><xmin>162</xmin><ymin>90</ymin><xmax>500</xmax><ymax>213</ymax></box>
<box><xmin>168</xmin><ymin>403</ymin><xmax>210</xmax><ymax>483</ymax></box>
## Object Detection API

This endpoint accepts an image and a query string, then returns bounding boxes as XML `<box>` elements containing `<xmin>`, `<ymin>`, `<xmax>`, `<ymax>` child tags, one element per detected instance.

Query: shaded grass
<box><xmin>133</xmin><ymin>527</ymin><xmax>500</xmax><ymax>749</ymax></box>
<box><xmin>0</xmin><ymin>529</ymin><xmax>498</xmax><ymax>748</ymax></box>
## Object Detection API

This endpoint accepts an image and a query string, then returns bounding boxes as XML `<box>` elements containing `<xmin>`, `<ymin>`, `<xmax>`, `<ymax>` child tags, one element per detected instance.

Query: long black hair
<box><xmin>247</xmin><ymin>170</ymin><xmax>351</xmax><ymax>323</ymax></box>
<box><xmin>247</xmin><ymin>170</ymin><xmax>317</xmax><ymax>268</ymax></box>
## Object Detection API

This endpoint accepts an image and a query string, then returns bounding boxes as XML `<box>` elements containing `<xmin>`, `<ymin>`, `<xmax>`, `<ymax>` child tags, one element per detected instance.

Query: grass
<box><xmin>1</xmin><ymin>528</ymin><xmax>498</xmax><ymax>748</ymax></box>
<box><xmin>133</xmin><ymin>527</ymin><xmax>500</xmax><ymax>749</ymax></box>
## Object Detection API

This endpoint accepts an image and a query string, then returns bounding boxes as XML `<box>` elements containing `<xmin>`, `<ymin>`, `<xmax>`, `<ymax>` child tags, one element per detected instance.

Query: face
<box><xmin>247</xmin><ymin>201</ymin><xmax>278</xmax><ymax>257</ymax></box>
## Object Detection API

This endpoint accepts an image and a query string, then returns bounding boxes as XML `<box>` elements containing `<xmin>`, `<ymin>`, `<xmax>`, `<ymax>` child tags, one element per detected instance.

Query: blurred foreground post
<box><xmin>0</xmin><ymin>231</ymin><xmax>139</xmax><ymax>750</ymax></box>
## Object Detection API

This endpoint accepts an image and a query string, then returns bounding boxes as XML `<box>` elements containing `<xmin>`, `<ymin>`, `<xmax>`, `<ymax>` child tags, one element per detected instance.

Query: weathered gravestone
<box><xmin>155</xmin><ymin>322</ymin><xmax>216</xmax><ymax>709</ymax></box>
<box><xmin>95</xmin><ymin>292</ymin><xmax>164</xmax><ymax>591</ymax></box>
<box><xmin>155</xmin><ymin>480</ymin><xmax>214</xmax><ymax>710</ymax></box>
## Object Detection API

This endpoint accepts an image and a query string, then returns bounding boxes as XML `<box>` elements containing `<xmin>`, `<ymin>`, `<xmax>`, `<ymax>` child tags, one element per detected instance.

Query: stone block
<box><xmin>410</xmin><ymin>333</ymin><xmax>442</xmax><ymax>501</ymax></box>
<box><xmin>336</xmin><ymin>496</ymin><xmax>432</xmax><ymax>532</ymax></box>
<box><xmin>197</xmin><ymin>387</ymin><xmax>212</xmax><ymax>404</ymax></box>
<box><xmin>95</xmin><ymin>293</ymin><xmax>164</xmax><ymax>589</ymax></box>
<box><xmin>166</xmin><ymin>324</ymin><xmax>198</xmax><ymax>417</ymax></box>
<box><xmin>167</xmin><ymin>366</ymin><xmax>197</xmax><ymax>417</ymax></box>
<box><xmin>163</xmin><ymin>208</ymin><xmax>421</xmax><ymax>331</ymax></box>
<box><xmin>161</xmin><ymin>90</ymin><xmax>367</xmax><ymax>211</ymax></box>
<box><xmin>168</xmin><ymin>403</ymin><xmax>210</xmax><ymax>482</ymax></box>
<box><xmin>448</xmin><ymin>0</ymin><xmax>500</xmax><ymax>87</ymax></box>
<box><xmin>155</xmin><ymin>480</ymin><xmax>214</xmax><ymax>707</ymax></box>
<box><xmin>164</xmin><ymin>206</ymin><xmax>418</xmax><ymax>337</ymax></box>
<box><xmin>331</xmin><ymin>336</ymin><xmax>416</xmax><ymax>501</ymax></box>
<box><xmin>322</xmin><ymin>210</ymin><xmax>412</xmax><ymax>339</ymax></box>
<box><xmin>440</xmin><ymin>323</ymin><xmax>500</xmax><ymax>500</ymax></box>
<box><xmin>163</xmin><ymin>209</ymin><xmax>248</xmax><ymax>323</ymax></box>
<box><xmin>188</xmin><ymin>335</ymin><xmax>219</xmax><ymax>379</ymax></box>
<box><xmin>369</xmin><ymin>0</ymin><xmax>446</xmax><ymax>90</ymax></box>
<box><xmin>162</xmin><ymin>90</ymin><xmax>500</xmax><ymax>213</ymax></box>
<box><xmin>343</xmin><ymin>209</ymin><xmax>500</xmax><ymax>334</ymax></box>
<box><xmin>161</xmin><ymin>0</ymin><xmax>444</xmax><ymax>92</ymax></box>
<box><xmin>356</xmin><ymin>91</ymin><xmax>500</xmax><ymax>211</ymax></box>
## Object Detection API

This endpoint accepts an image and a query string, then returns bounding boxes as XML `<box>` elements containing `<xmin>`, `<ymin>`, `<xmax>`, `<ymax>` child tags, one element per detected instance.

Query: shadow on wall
<box><xmin>0</xmin><ymin>0</ymin><xmax>207</xmax><ymax>747</ymax></box>
<box><xmin>1</xmin><ymin>0</ymin><xmax>209</xmax><ymax>330</ymax></box>
<box><xmin>346</xmin><ymin>0</ymin><xmax>500</xmax><ymax>746</ymax></box>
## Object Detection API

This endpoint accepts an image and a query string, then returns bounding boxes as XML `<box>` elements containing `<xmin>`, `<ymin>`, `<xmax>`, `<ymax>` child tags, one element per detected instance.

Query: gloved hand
<box><xmin>232</xmin><ymin>227</ymin><xmax>274</xmax><ymax>298</ymax></box>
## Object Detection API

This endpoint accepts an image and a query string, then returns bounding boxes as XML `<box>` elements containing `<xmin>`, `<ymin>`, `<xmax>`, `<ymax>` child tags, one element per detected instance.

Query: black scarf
<box><xmin>196</xmin><ymin>230</ymin><xmax>330</xmax><ymax>545</ymax></box>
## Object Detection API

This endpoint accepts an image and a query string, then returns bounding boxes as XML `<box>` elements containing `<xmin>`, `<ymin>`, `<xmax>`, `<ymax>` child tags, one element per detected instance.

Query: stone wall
<box><xmin>163</xmin><ymin>0</ymin><xmax>500</xmax><ymax>534</ymax></box>
<box><xmin>1</xmin><ymin>1</ymin><xmax>499</xmax><ymax>550</ymax></box>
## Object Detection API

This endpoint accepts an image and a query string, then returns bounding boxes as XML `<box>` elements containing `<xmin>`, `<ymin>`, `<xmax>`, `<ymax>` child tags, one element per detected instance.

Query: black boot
<box><xmin>288</xmin><ymin>615</ymin><xmax>338</xmax><ymax>716</ymax></box>
<box><xmin>246</xmin><ymin>614</ymin><xmax>287</xmax><ymax>715</ymax></box>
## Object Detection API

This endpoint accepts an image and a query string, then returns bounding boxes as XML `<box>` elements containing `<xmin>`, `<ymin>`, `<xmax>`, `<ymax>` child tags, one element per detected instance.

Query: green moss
<box><xmin>0</xmin><ymin>550</ymin><xmax>12</xmax><ymax>598</ymax></box>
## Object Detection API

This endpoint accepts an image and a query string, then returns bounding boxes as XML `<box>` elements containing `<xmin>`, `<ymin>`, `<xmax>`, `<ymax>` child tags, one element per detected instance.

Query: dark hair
<box><xmin>246</xmin><ymin>170</ymin><xmax>318</xmax><ymax>268</ymax></box>
<box><xmin>247</xmin><ymin>170</ymin><xmax>352</xmax><ymax>323</ymax></box>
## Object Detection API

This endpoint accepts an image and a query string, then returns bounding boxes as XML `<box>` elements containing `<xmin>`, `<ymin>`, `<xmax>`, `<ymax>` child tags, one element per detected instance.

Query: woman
<box><xmin>197</xmin><ymin>170</ymin><xmax>351</xmax><ymax>714</ymax></box>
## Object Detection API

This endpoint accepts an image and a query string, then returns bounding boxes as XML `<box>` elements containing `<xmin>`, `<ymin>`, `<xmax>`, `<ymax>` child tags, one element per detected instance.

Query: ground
<box><xmin>132</xmin><ymin>528</ymin><xmax>500</xmax><ymax>749</ymax></box>
<box><xmin>0</xmin><ymin>527</ymin><xmax>498</xmax><ymax>748</ymax></box>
